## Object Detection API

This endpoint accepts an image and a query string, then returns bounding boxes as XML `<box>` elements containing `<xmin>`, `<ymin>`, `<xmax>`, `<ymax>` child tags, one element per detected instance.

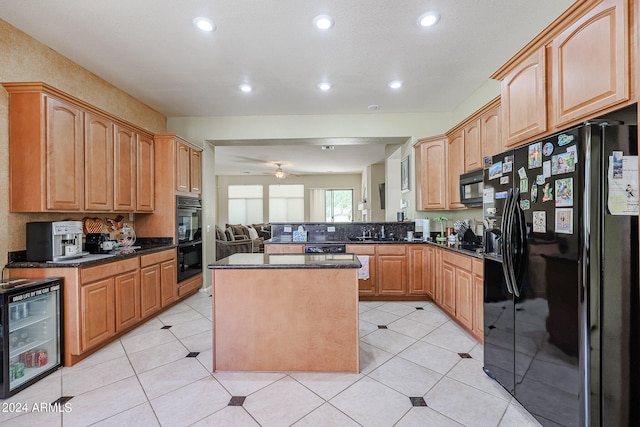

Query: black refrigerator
<box><xmin>482</xmin><ymin>122</ymin><xmax>640</xmax><ymax>427</ymax></box>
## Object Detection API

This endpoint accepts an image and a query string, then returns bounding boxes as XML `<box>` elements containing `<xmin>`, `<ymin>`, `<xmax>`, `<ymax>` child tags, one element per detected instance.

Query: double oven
<box><xmin>176</xmin><ymin>196</ymin><xmax>202</xmax><ymax>282</ymax></box>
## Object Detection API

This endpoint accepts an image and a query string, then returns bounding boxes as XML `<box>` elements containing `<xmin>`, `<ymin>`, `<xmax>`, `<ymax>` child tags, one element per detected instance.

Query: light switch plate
<box><xmin>327</xmin><ymin>226</ymin><xmax>335</xmax><ymax>232</ymax></box>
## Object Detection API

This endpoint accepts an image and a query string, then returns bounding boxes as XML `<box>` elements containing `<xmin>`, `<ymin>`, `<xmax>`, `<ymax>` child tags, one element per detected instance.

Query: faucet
<box><xmin>380</xmin><ymin>226</ymin><xmax>386</xmax><ymax>239</ymax></box>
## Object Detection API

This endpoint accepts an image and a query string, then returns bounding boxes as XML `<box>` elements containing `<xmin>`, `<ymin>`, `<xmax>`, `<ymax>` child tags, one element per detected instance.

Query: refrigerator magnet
<box><xmin>503</xmin><ymin>162</ymin><xmax>513</xmax><ymax>173</ymax></box>
<box><xmin>483</xmin><ymin>156</ymin><xmax>493</xmax><ymax>168</ymax></box>
<box><xmin>520</xmin><ymin>200</ymin><xmax>531</xmax><ymax>210</ymax></box>
<box><xmin>555</xmin><ymin>178</ymin><xmax>574</xmax><ymax>207</ymax></box>
<box><xmin>612</xmin><ymin>151</ymin><xmax>623</xmax><ymax>179</ymax></box>
<box><xmin>504</xmin><ymin>154</ymin><xmax>514</xmax><ymax>164</ymax></box>
<box><xmin>543</xmin><ymin>142</ymin><xmax>554</xmax><ymax>156</ymax></box>
<box><xmin>543</xmin><ymin>160</ymin><xmax>551</xmax><ymax>178</ymax></box>
<box><xmin>555</xmin><ymin>208</ymin><xmax>574</xmax><ymax>234</ymax></box>
<box><xmin>557</xmin><ymin>133</ymin><xmax>575</xmax><ymax>146</ymax></box>
<box><xmin>533</xmin><ymin>211</ymin><xmax>546</xmax><ymax>233</ymax></box>
<box><xmin>536</xmin><ymin>175</ymin><xmax>545</xmax><ymax>185</ymax></box>
<box><xmin>500</xmin><ymin>176</ymin><xmax>509</xmax><ymax>184</ymax></box>
<box><xmin>528</xmin><ymin>142</ymin><xmax>542</xmax><ymax>169</ymax></box>
<box><xmin>519</xmin><ymin>177</ymin><xmax>528</xmax><ymax>193</ymax></box>
<box><xmin>542</xmin><ymin>182</ymin><xmax>553</xmax><ymax>202</ymax></box>
<box><xmin>489</xmin><ymin>162</ymin><xmax>503</xmax><ymax>180</ymax></box>
<box><xmin>531</xmin><ymin>184</ymin><xmax>538</xmax><ymax>202</ymax></box>
<box><xmin>566</xmin><ymin>145</ymin><xmax>578</xmax><ymax>163</ymax></box>
<box><xmin>518</xmin><ymin>167</ymin><xmax>527</xmax><ymax>179</ymax></box>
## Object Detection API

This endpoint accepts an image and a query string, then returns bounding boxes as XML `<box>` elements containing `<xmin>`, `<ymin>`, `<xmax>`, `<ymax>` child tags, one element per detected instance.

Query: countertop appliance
<box><xmin>304</xmin><ymin>243</ymin><xmax>347</xmax><ymax>253</ymax></box>
<box><xmin>85</xmin><ymin>233</ymin><xmax>112</xmax><ymax>254</ymax></box>
<box><xmin>460</xmin><ymin>169</ymin><xmax>484</xmax><ymax>207</ymax></box>
<box><xmin>176</xmin><ymin>196</ymin><xmax>202</xmax><ymax>282</ymax></box>
<box><xmin>0</xmin><ymin>277</ymin><xmax>63</xmax><ymax>398</ymax></box>
<box><xmin>26</xmin><ymin>221</ymin><xmax>87</xmax><ymax>262</ymax></box>
<box><xmin>482</xmin><ymin>122</ymin><xmax>639</xmax><ymax>426</ymax></box>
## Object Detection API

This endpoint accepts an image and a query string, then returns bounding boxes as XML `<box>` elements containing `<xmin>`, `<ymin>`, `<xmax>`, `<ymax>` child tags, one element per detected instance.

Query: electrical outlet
<box><xmin>327</xmin><ymin>226</ymin><xmax>335</xmax><ymax>232</ymax></box>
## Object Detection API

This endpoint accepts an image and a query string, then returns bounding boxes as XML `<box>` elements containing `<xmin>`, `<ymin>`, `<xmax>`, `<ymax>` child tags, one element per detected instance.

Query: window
<box><xmin>269</xmin><ymin>184</ymin><xmax>304</xmax><ymax>222</ymax></box>
<box><xmin>325</xmin><ymin>189</ymin><xmax>353</xmax><ymax>222</ymax></box>
<box><xmin>228</xmin><ymin>185</ymin><xmax>263</xmax><ymax>224</ymax></box>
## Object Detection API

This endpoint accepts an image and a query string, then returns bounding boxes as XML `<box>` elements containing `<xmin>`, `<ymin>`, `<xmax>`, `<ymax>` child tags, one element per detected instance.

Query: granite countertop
<box><xmin>209</xmin><ymin>253</ymin><xmax>362</xmax><ymax>269</ymax></box>
<box><xmin>6</xmin><ymin>243</ymin><xmax>177</xmax><ymax>268</ymax></box>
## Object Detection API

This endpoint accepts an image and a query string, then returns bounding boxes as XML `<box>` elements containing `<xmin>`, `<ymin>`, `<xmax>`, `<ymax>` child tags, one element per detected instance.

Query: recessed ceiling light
<box><xmin>313</xmin><ymin>15</ymin><xmax>335</xmax><ymax>30</ymax></box>
<box><xmin>368</xmin><ymin>104</ymin><xmax>380</xmax><ymax>111</ymax></box>
<box><xmin>418</xmin><ymin>11</ymin><xmax>440</xmax><ymax>27</ymax></box>
<box><xmin>193</xmin><ymin>17</ymin><xmax>215</xmax><ymax>32</ymax></box>
<box><xmin>239</xmin><ymin>84</ymin><xmax>253</xmax><ymax>93</ymax></box>
<box><xmin>388</xmin><ymin>80</ymin><xmax>404</xmax><ymax>90</ymax></box>
<box><xmin>317</xmin><ymin>82</ymin><xmax>332</xmax><ymax>91</ymax></box>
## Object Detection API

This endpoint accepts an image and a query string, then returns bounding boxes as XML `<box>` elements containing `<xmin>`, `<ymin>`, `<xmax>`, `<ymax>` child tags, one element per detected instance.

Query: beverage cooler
<box><xmin>0</xmin><ymin>277</ymin><xmax>63</xmax><ymax>398</ymax></box>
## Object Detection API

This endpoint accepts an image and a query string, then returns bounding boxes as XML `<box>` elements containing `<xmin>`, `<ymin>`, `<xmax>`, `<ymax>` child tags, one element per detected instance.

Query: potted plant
<box><xmin>434</xmin><ymin>216</ymin><xmax>448</xmax><ymax>244</ymax></box>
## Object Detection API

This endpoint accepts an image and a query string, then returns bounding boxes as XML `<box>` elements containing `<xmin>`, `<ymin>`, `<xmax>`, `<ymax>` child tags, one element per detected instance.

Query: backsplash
<box><xmin>271</xmin><ymin>222</ymin><xmax>416</xmax><ymax>242</ymax></box>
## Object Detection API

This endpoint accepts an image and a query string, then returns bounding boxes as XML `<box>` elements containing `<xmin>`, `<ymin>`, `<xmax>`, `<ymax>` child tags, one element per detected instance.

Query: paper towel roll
<box><xmin>423</xmin><ymin>219</ymin><xmax>430</xmax><ymax>237</ymax></box>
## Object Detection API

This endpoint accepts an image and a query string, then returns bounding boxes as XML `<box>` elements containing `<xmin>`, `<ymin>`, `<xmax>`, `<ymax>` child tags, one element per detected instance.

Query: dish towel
<box><xmin>356</xmin><ymin>255</ymin><xmax>369</xmax><ymax>280</ymax></box>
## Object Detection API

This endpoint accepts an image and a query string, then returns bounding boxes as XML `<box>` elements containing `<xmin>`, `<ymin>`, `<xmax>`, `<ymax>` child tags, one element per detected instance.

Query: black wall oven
<box><xmin>176</xmin><ymin>196</ymin><xmax>202</xmax><ymax>282</ymax></box>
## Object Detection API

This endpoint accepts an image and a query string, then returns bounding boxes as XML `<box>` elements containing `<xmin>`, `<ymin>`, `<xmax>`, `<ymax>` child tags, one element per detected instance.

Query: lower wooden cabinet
<box><xmin>140</xmin><ymin>249</ymin><xmax>177</xmax><ymax>316</ymax></box>
<box><xmin>80</xmin><ymin>278</ymin><xmax>115</xmax><ymax>352</ymax></box>
<box><xmin>114</xmin><ymin>271</ymin><xmax>141</xmax><ymax>332</ymax></box>
<box><xmin>441</xmin><ymin>261</ymin><xmax>456</xmax><ymax>315</ymax></box>
<box><xmin>140</xmin><ymin>265</ymin><xmax>162</xmax><ymax>318</ymax></box>
<box><xmin>408</xmin><ymin>246</ymin><xmax>428</xmax><ymax>295</ymax></box>
<box><xmin>472</xmin><ymin>258</ymin><xmax>484</xmax><ymax>342</ymax></box>
<box><xmin>378</xmin><ymin>246</ymin><xmax>408</xmax><ymax>295</ymax></box>
<box><xmin>346</xmin><ymin>244</ymin><xmax>377</xmax><ymax>296</ymax></box>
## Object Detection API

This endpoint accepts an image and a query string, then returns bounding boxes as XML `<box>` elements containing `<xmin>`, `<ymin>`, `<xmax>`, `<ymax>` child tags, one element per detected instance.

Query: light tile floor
<box><xmin>0</xmin><ymin>292</ymin><xmax>542</xmax><ymax>426</ymax></box>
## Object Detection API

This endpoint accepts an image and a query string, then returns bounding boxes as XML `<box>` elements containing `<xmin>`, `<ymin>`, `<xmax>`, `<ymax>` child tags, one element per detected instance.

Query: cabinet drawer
<box><xmin>140</xmin><ymin>249</ymin><xmax>176</xmax><ymax>268</ymax></box>
<box><xmin>82</xmin><ymin>257</ymin><xmax>139</xmax><ymax>284</ymax></box>
<box><xmin>179</xmin><ymin>273</ymin><xmax>203</xmax><ymax>297</ymax></box>
<box><xmin>472</xmin><ymin>259</ymin><xmax>483</xmax><ymax>276</ymax></box>
<box><xmin>346</xmin><ymin>244</ymin><xmax>376</xmax><ymax>255</ymax></box>
<box><xmin>377</xmin><ymin>245</ymin><xmax>406</xmax><ymax>256</ymax></box>
<box><xmin>442</xmin><ymin>251</ymin><xmax>472</xmax><ymax>271</ymax></box>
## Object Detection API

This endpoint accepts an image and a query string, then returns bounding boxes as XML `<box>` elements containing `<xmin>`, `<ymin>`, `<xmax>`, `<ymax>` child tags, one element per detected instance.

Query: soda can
<box><xmin>14</xmin><ymin>362</ymin><xmax>24</xmax><ymax>379</ymax></box>
<box><xmin>18</xmin><ymin>302</ymin><xmax>29</xmax><ymax>319</ymax></box>
<box><xmin>9</xmin><ymin>305</ymin><xmax>21</xmax><ymax>321</ymax></box>
<box><xmin>36</xmin><ymin>349</ymin><xmax>48</xmax><ymax>367</ymax></box>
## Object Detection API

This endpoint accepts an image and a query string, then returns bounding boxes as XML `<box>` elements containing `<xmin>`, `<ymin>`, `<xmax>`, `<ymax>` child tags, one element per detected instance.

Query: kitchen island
<box><xmin>208</xmin><ymin>253</ymin><xmax>361</xmax><ymax>373</ymax></box>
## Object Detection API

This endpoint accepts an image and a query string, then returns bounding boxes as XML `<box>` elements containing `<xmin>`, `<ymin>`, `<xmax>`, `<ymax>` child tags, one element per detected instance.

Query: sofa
<box><xmin>225</xmin><ymin>224</ymin><xmax>268</xmax><ymax>252</ymax></box>
<box><xmin>215</xmin><ymin>225</ymin><xmax>253</xmax><ymax>260</ymax></box>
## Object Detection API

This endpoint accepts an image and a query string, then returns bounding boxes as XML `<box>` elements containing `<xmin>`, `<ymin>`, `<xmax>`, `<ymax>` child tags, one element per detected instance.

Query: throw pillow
<box><xmin>215</xmin><ymin>226</ymin><xmax>227</xmax><ymax>241</ymax></box>
<box><xmin>246</xmin><ymin>225</ymin><xmax>259</xmax><ymax>240</ymax></box>
<box><xmin>225</xmin><ymin>227</ymin><xmax>235</xmax><ymax>241</ymax></box>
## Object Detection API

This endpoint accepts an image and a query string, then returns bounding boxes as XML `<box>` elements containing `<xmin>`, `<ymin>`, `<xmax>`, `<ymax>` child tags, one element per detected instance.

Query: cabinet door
<box><xmin>481</xmin><ymin>105</ymin><xmax>502</xmax><ymax>158</ymax></box>
<box><xmin>190</xmin><ymin>149</ymin><xmax>202</xmax><ymax>194</ymax></box>
<box><xmin>455</xmin><ymin>268</ymin><xmax>473</xmax><ymax>330</ymax></box>
<box><xmin>84</xmin><ymin>112</ymin><xmax>114</xmax><ymax>211</ymax></box>
<box><xmin>81</xmin><ymin>278</ymin><xmax>115</xmax><ymax>352</ymax></box>
<box><xmin>425</xmin><ymin>245</ymin><xmax>437</xmax><ymax>299</ymax></box>
<box><xmin>424</xmin><ymin>139</ymin><xmax>447</xmax><ymax>210</ymax></box>
<box><xmin>46</xmin><ymin>97</ymin><xmax>84</xmax><ymax>210</ymax></box>
<box><xmin>464</xmin><ymin>119</ymin><xmax>482</xmax><ymax>172</ymax></box>
<box><xmin>264</xmin><ymin>244</ymin><xmax>305</xmax><ymax>254</ymax></box>
<box><xmin>114</xmin><ymin>124</ymin><xmax>137</xmax><ymax>211</ymax></box>
<box><xmin>160</xmin><ymin>259</ymin><xmax>177</xmax><ymax>307</ymax></box>
<box><xmin>502</xmin><ymin>47</ymin><xmax>547</xmax><ymax>147</ymax></box>
<box><xmin>346</xmin><ymin>245</ymin><xmax>376</xmax><ymax>296</ymax></box>
<box><xmin>408</xmin><ymin>246</ymin><xmax>428</xmax><ymax>295</ymax></box>
<box><xmin>378</xmin><ymin>256</ymin><xmax>407</xmax><ymax>295</ymax></box>
<box><xmin>140</xmin><ymin>265</ymin><xmax>162</xmax><ymax>318</ymax></box>
<box><xmin>136</xmin><ymin>134</ymin><xmax>155</xmax><ymax>212</ymax></box>
<box><xmin>447</xmin><ymin>130</ymin><xmax>465</xmax><ymax>209</ymax></box>
<box><xmin>441</xmin><ymin>262</ymin><xmax>456</xmax><ymax>315</ymax></box>
<box><xmin>114</xmin><ymin>271</ymin><xmax>140</xmax><ymax>332</ymax></box>
<box><xmin>473</xmin><ymin>272</ymin><xmax>484</xmax><ymax>342</ymax></box>
<box><xmin>176</xmin><ymin>142</ymin><xmax>191</xmax><ymax>192</ymax></box>
<box><xmin>552</xmin><ymin>0</ymin><xmax>628</xmax><ymax>126</ymax></box>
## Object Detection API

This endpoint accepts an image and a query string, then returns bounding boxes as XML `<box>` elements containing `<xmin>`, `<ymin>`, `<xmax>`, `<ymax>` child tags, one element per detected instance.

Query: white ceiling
<box><xmin>1</xmin><ymin>0</ymin><xmax>574</xmax><ymax>175</ymax></box>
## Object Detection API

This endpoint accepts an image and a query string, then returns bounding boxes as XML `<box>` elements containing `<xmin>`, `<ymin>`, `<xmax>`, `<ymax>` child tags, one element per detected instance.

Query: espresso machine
<box><xmin>26</xmin><ymin>221</ymin><xmax>85</xmax><ymax>262</ymax></box>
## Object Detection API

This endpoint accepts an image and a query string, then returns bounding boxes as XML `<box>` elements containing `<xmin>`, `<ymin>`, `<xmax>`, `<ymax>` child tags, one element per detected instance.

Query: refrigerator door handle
<box><xmin>511</xmin><ymin>189</ymin><xmax>526</xmax><ymax>297</ymax></box>
<box><xmin>500</xmin><ymin>188</ymin><xmax>515</xmax><ymax>295</ymax></box>
<box><xmin>505</xmin><ymin>189</ymin><xmax>519</xmax><ymax>297</ymax></box>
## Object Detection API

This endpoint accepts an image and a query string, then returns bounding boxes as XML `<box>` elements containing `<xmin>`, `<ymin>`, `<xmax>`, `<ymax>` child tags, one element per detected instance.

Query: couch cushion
<box><xmin>225</xmin><ymin>227</ymin><xmax>235</xmax><ymax>241</ymax></box>
<box><xmin>216</xmin><ymin>225</ymin><xmax>227</xmax><ymax>241</ymax></box>
<box><xmin>246</xmin><ymin>225</ymin><xmax>260</xmax><ymax>240</ymax></box>
<box><xmin>226</xmin><ymin>224</ymin><xmax>249</xmax><ymax>237</ymax></box>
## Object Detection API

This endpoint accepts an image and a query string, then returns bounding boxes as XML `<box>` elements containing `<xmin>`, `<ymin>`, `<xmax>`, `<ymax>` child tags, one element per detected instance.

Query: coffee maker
<box><xmin>26</xmin><ymin>221</ymin><xmax>85</xmax><ymax>262</ymax></box>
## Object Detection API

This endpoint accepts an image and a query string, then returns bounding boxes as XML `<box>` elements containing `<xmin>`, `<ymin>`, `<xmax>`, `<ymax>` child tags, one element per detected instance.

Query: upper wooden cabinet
<box><xmin>463</xmin><ymin>118</ymin><xmax>482</xmax><ymax>172</ymax></box>
<box><xmin>414</xmin><ymin>136</ymin><xmax>447</xmax><ymax>211</ymax></box>
<box><xmin>136</xmin><ymin>134</ymin><xmax>155</xmax><ymax>212</ymax></box>
<box><xmin>501</xmin><ymin>47</ymin><xmax>547</xmax><ymax>147</ymax></box>
<box><xmin>481</xmin><ymin>104</ymin><xmax>502</xmax><ymax>158</ymax></box>
<box><xmin>552</xmin><ymin>0</ymin><xmax>629</xmax><ymax>126</ymax></box>
<box><xmin>3</xmin><ymin>82</ymin><xmax>155</xmax><ymax>213</ymax></box>
<box><xmin>447</xmin><ymin>130</ymin><xmax>465</xmax><ymax>209</ymax></box>
<box><xmin>176</xmin><ymin>140</ymin><xmax>203</xmax><ymax>195</ymax></box>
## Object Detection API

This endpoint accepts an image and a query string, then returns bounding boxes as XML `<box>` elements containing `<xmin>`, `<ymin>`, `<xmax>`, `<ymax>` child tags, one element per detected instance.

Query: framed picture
<box><xmin>401</xmin><ymin>155</ymin><xmax>410</xmax><ymax>192</ymax></box>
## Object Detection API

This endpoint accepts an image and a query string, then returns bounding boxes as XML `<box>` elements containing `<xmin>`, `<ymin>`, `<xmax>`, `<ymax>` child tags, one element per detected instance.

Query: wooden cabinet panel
<box><xmin>176</xmin><ymin>142</ymin><xmax>191</xmax><ymax>192</ymax></box>
<box><xmin>455</xmin><ymin>268</ymin><xmax>473</xmax><ymax>330</ymax></box>
<box><xmin>447</xmin><ymin>130</ymin><xmax>465</xmax><ymax>209</ymax></box>
<box><xmin>114</xmin><ymin>124</ymin><xmax>137</xmax><ymax>211</ymax></box>
<box><xmin>346</xmin><ymin>244</ymin><xmax>376</xmax><ymax>296</ymax></box>
<box><xmin>264</xmin><ymin>244</ymin><xmax>305</xmax><ymax>254</ymax></box>
<box><xmin>190</xmin><ymin>149</ymin><xmax>202</xmax><ymax>194</ymax></box>
<box><xmin>136</xmin><ymin>134</ymin><xmax>155</xmax><ymax>212</ymax></box>
<box><xmin>481</xmin><ymin>105</ymin><xmax>502</xmax><ymax>158</ymax></box>
<box><xmin>425</xmin><ymin>245</ymin><xmax>437</xmax><ymax>299</ymax></box>
<box><xmin>378</xmin><ymin>255</ymin><xmax>407</xmax><ymax>295</ymax></box>
<box><xmin>114</xmin><ymin>271</ymin><xmax>140</xmax><ymax>332</ymax></box>
<box><xmin>424</xmin><ymin>138</ymin><xmax>448</xmax><ymax>210</ymax></box>
<box><xmin>408</xmin><ymin>246</ymin><xmax>428</xmax><ymax>295</ymax></box>
<box><xmin>160</xmin><ymin>259</ymin><xmax>177</xmax><ymax>307</ymax></box>
<box><xmin>552</xmin><ymin>0</ymin><xmax>628</xmax><ymax>126</ymax></box>
<box><xmin>140</xmin><ymin>265</ymin><xmax>162</xmax><ymax>318</ymax></box>
<box><xmin>464</xmin><ymin>119</ymin><xmax>482</xmax><ymax>172</ymax></box>
<box><xmin>441</xmin><ymin>262</ymin><xmax>456</xmax><ymax>315</ymax></box>
<box><xmin>46</xmin><ymin>97</ymin><xmax>84</xmax><ymax>210</ymax></box>
<box><xmin>473</xmin><ymin>266</ymin><xmax>484</xmax><ymax>343</ymax></box>
<box><xmin>501</xmin><ymin>47</ymin><xmax>547</xmax><ymax>147</ymax></box>
<box><xmin>84</xmin><ymin>112</ymin><xmax>113</xmax><ymax>211</ymax></box>
<box><xmin>81</xmin><ymin>278</ymin><xmax>115</xmax><ymax>352</ymax></box>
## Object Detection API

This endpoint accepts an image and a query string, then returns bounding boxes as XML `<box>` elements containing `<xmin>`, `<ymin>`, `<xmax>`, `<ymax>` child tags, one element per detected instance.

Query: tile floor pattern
<box><xmin>0</xmin><ymin>293</ymin><xmax>542</xmax><ymax>427</ymax></box>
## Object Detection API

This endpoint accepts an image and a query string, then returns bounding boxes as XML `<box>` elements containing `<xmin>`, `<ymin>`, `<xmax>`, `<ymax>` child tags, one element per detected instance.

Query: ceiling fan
<box><xmin>263</xmin><ymin>163</ymin><xmax>296</xmax><ymax>179</ymax></box>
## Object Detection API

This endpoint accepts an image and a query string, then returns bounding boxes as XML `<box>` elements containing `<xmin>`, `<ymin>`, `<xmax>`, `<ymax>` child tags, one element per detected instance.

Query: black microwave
<box><xmin>459</xmin><ymin>169</ymin><xmax>483</xmax><ymax>207</ymax></box>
